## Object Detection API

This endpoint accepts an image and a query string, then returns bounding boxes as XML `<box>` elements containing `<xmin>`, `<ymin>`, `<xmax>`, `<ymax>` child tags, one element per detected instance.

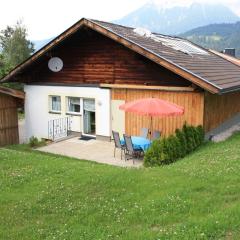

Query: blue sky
<box><xmin>0</xmin><ymin>0</ymin><xmax>240</xmax><ymax>40</ymax></box>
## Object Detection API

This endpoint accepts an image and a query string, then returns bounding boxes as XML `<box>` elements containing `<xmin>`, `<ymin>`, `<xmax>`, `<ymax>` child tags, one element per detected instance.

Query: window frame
<box><xmin>49</xmin><ymin>95</ymin><xmax>61</xmax><ymax>114</ymax></box>
<box><xmin>66</xmin><ymin>97</ymin><xmax>81</xmax><ymax>115</ymax></box>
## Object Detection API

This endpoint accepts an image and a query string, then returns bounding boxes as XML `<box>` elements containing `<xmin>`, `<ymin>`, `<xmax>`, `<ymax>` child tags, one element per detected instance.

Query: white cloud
<box><xmin>0</xmin><ymin>0</ymin><xmax>239</xmax><ymax>40</ymax></box>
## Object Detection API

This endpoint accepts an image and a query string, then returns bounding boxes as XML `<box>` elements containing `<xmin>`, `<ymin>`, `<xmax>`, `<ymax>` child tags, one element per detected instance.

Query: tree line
<box><xmin>0</xmin><ymin>21</ymin><xmax>34</xmax><ymax>89</ymax></box>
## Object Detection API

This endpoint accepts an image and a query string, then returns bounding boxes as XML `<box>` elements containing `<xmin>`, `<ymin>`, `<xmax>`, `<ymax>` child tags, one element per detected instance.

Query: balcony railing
<box><xmin>48</xmin><ymin>117</ymin><xmax>72</xmax><ymax>141</ymax></box>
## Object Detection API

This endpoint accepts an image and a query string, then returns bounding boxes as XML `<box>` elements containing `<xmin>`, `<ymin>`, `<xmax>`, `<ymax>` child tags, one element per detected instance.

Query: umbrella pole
<box><xmin>149</xmin><ymin>116</ymin><xmax>153</xmax><ymax>140</ymax></box>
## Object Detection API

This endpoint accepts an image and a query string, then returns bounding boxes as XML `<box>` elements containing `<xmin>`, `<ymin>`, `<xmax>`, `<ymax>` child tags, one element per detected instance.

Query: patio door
<box><xmin>83</xmin><ymin>99</ymin><xmax>96</xmax><ymax>136</ymax></box>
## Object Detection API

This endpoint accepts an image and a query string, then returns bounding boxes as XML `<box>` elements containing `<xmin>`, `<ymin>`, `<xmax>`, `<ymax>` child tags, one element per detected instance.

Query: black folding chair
<box><xmin>123</xmin><ymin>134</ymin><xmax>143</xmax><ymax>164</ymax></box>
<box><xmin>112</xmin><ymin>131</ymin><xmax>125</xmax><ymax>160</ymax></box>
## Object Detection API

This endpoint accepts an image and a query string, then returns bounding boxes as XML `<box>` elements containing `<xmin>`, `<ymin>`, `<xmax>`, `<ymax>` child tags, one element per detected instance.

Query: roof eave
<box><xmin>0</xmin><ymin>86</ymin><xmax>25</xmax><ymax>99</ymax></box>
<box><xmin>219</xmin><ymin>86</ymin><xmax>240</xmax><ymax>95</ymax></box>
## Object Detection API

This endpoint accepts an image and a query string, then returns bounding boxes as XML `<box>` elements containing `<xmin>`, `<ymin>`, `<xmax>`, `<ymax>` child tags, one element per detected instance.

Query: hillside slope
<box><xmin>1</xmin><ymin>134</ymin><xmax>240</xmax><ymax>239</ymax></box>
<box><xmin>181</xmin><ymin>22</ymin><xmax>240</xmax><ymax>57</ymax></box>
<box><xmin>115</xmin><ymin>2</ymin><xmax>240</xmax><ymax>35</ymax></box>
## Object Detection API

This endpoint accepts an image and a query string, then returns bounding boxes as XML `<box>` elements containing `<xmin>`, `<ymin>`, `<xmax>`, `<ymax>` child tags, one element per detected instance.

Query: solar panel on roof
<box><xmin>152</xmin><ymin>35</ymin><xmax>209</xmax><ymax>55</ymax></box>
<box><xmin>133</xmin><ymin>28</ymin><xmax>209</xmax><ymax>56</ymax></box>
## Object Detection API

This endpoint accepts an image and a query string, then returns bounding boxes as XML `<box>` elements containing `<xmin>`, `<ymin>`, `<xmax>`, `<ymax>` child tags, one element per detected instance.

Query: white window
<box><xmin>49</xmin><ymin>96</ymin><xmax>61</xmax><ymax>113</ymax></box>
<box><xmin>67</xmin><ymin>97</ymin><xmax>81</xmax><ymax>114</ymax></box>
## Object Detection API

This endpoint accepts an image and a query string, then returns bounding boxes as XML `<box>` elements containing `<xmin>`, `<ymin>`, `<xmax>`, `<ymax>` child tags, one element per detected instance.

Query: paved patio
<box><xmin>37</xmin><ymin>137</ymin><xmax>143</xmax><ymax>167</ymax></box>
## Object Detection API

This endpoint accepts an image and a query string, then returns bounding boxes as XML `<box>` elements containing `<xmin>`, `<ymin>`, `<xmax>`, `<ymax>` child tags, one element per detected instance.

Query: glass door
<box><xmin>83</xmin><ymin>99</ymin><xmax>96</xmax><ymax>136</ymax></box>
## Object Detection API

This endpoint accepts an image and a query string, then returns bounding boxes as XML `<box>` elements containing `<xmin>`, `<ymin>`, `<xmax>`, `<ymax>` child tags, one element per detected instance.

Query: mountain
<box><xmin>181</xmin><ymin>22</ymin><xmax>240</xmax><ymax>57</ymax></box>
<box><xmin>32</xmin><ymin>3</ymin><xmax>240</xmax><ymax>55</ymax></box>
<box><xmin>115</xmin><ymin>2</ymin><xmax>240</xmax><ymax>35</ymax></box>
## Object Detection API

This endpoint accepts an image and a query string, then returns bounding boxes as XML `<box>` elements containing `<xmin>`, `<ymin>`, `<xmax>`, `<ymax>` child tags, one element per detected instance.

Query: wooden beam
<box><xmin>100</xmin><ymin>83</ymin><xmax>195</xmax><ymax>92</ymax></box>
<box><xmin>0</xmin><ymin>86</ymin><xmax>25</xmax><ymax>99</ymax></box>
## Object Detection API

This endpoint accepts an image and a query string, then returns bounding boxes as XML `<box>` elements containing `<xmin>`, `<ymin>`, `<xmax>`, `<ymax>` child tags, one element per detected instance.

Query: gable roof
<box><xmin>1</xmin><ymin>18</ymin><xmax>240</xmax><ymax>94</ymax></box>
<box><xmin>0</xmin><ymin>86</ymin><xmax>25</xmax><ymax>99</ymax></box>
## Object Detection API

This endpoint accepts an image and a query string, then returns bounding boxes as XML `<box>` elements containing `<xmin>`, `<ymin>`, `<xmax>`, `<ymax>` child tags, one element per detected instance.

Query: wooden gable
<box><xmin>14</xmin><ymin>28</ymin><xmax>191</xmax><ymax>87</ymax></box>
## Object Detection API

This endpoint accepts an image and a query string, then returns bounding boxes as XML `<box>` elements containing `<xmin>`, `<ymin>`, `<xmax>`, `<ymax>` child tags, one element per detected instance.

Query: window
<box><xmin>67</xmin><ymin>97</ymin><xmax>81</xmax><ymax>114</ymax></box>
<box><xmin>49</xmin><ymin>96</ymin><xmax>61</xmax><ymax>112</ymax></box>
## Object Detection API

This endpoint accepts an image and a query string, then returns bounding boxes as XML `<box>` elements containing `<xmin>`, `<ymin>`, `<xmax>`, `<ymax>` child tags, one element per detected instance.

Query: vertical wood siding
<box><xmin>204</xmin><ymin>92</ymin><xmax>240</xmax><ymax>132</ymax></box>
<box><xmin>112</xmin><ymin>89</ymin><xmax>204</xmax><ymax>137</ymax></box>
<box><xmin>0</xmin><ymin>94</ymin><xmax>19</xmax><ymax>146</ymax></box>
<box><xmin>21</xmin><ymin>28</ymin><xmax>190</xmax><ymax>87</ymax></box>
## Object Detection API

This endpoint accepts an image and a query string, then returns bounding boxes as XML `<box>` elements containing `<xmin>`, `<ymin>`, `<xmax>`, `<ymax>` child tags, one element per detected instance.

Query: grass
<box><xmin>1</xmin><ymin>134</ymin><xmax>240</xmax><ymax>239</ymax></box>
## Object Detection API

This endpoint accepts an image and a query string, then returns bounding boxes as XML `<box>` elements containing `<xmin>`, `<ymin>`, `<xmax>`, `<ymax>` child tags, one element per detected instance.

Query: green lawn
<box><xmin>1</xmin><ymin>135</ymin><xmax>240</xmax><ymax>239</ymax></box>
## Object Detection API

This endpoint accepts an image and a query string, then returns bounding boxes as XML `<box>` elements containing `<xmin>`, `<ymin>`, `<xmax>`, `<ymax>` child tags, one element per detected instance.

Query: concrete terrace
<box><xmin>37</xmin><ymin>137</ymin><xmax>143</xmax><ymax>168</ymax></box>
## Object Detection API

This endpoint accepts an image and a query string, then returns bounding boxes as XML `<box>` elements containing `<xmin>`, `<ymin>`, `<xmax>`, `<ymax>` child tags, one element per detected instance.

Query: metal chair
<box><xmin>123</xmin><ymin>134</ymin><xmax>143</xmax><ymax>163</ymax></box>
<box><xmin>112</xmin><ymin>131</ymin><xmax>125</xmax><ymax>160</ymax></box>
<box><xmin>152</xmin><ymin>130</ymin><xmax>161</xmax><ymax>140</ymax></box>
<box><xmin>140</xmin><ymin>128</ymin><xmax>149</xmax><ymax>139</ymax></box>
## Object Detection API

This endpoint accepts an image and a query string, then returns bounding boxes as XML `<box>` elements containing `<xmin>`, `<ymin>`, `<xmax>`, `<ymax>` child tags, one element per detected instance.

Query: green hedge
<box><xmin>144</xmin><ymin>124</ymin><xmax>204</xmax><ymax>167</ymax></box>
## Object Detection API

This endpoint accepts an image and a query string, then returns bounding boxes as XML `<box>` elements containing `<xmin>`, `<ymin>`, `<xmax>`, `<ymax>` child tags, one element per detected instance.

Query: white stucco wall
<box><xmin>24</xmin><ymin>85</ymin><xmax>111</xmax><ymax>140</ymax></box>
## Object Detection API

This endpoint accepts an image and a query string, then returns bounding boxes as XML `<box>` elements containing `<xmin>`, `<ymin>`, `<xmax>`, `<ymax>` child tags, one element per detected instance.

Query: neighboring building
<box><xmin>1</xmin><ymin>18</ymin><xmax>240</xmax><ymax>141</ymax></box>
<box><xmin>0</xmin><ymin>86</ymin><xmax>24</xmax><ymax>146</ymax></box>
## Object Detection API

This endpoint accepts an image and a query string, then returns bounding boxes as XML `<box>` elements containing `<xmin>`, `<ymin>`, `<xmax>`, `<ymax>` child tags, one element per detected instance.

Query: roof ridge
<box><xmin>89</xmin><ymin>18</ymin><xmax>184</xmax><ymax>40</ymax></box>
<box><xmin>88</xmin><ymin>19</ymin><xmax>135</xmax><ymax>30</ymax></box>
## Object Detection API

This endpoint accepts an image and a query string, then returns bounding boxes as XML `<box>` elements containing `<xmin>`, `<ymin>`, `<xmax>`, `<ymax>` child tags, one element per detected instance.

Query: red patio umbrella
<box><xmin>119</xmin><ymin>98</ymin><xmax>184</xmax><ymax>138</ymax></box>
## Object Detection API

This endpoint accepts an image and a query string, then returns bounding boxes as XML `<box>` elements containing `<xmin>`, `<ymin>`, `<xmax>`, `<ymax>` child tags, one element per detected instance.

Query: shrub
<box><xmin>192</xmin><ymin>126</ymin><xmax>200</xmax><ymax>146</ymax></box>
<box><xmin>28</xmin><ymin>136</ymin><xmax>46</xmax><ymax>148</ymax></box>
<box><xmin>196</xmin><ymin>125</ymin><xmax>205</xmax><ymax>144</ymax></box>
<box><xmin>182</xmin><ymin>124</ymin><xmax>195</xmax><ymax>152</ymax></box>
<box><xmin>144</xmin><ymin>124</ymin><xmax>205</xmax><ymax>167</ymax></box>
<box><xmin>29</xmin><ymin>136</ymin><xmax>39</xmax><ymax>148</ymax></box>
<box><xmin>165</xmin><ymin>135</ymin><xmax>182</xmax><ymax>163</ymax></box>
<box><xmin>144</xmin><ymin>139</ymin><xmax>164</xmax><ymax>167</ymax></box>
<box><xmin>175</xmin><ymin>128</ymin><xmax>187</xmax><ymax>157</ymax></box>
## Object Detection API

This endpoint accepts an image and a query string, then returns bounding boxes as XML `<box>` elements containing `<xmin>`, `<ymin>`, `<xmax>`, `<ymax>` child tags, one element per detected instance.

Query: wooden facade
<box><xmin>19</xmin><ymin>28</ymin><xmax>190</xmax><ymax>87</ymax></box>
<box><xmin>0</xmin><ymin>93</ymin><xmax>19</xmax><ymax>146</ymax></box>
<box><xmin>204</xmin><ymin>92</ymin><xmax>240</xmax><ymax>132</ymax></box>
<box><xmin>111</xmin><ymin>87</ymin><xmax>240</xmax><ymax>136</ymax></box>
<box><xmin>112</xmin><ymin>88</ymin><xmax>204</xmax><ymax>137</ymax></box>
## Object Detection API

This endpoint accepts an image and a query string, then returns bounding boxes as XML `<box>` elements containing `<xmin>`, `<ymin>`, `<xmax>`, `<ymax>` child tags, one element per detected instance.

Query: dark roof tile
<box><xmin>92</xmin><ymin>19</ymin><xmax>240</xmax><ymax>92</ymax></box>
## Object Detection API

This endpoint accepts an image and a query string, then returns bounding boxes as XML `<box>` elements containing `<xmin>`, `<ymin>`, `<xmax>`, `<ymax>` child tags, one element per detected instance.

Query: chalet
<box><xmin>1</xmin><ymin>18</ymin><xmax>240</xmax><ymax>141</ymax></box>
